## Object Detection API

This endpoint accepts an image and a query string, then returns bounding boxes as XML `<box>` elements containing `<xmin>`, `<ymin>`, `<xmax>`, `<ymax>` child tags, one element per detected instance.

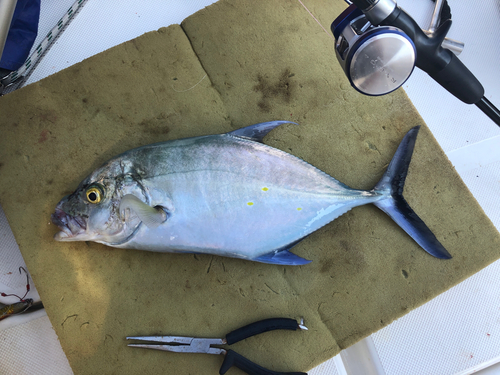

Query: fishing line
<box><xmin>296</xmin><ymin>0</ymin><xmax>335</xmax><ymax>42</ymax></box>
<box><xmin>172</xmin><ymin>74</ymin><xmax>207</xmax><ymax>93</ymax></box>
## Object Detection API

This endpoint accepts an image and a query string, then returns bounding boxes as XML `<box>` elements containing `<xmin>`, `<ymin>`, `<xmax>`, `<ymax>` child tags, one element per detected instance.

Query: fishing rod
<box><xmin>331</xmin><ymin>0</ymin><xmax>500</xmax><ymax>127</ymax></box>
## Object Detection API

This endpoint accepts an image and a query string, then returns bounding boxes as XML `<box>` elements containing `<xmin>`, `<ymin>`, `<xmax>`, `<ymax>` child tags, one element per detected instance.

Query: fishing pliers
<box><xmin>127</xmin><ymin>317</ymin><xmax>308</xmax><ymax>375</ymax></box>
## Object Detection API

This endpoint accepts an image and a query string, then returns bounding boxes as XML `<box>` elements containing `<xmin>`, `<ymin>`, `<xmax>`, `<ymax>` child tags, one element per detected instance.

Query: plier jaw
<box><xmin>127</xmin><ymin>336</ymin><xmax>226</xmax><ymax>355</ymax></box>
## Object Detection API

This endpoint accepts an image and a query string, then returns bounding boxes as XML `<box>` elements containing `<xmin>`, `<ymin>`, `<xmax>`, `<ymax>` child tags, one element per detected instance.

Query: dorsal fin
<box><xmin>227</xmin><ymin>121</ymin><xmax>298</xmax><ymax>143</ymax></box>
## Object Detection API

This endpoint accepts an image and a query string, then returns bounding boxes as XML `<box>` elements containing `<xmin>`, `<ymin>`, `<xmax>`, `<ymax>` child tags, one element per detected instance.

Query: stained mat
<box><xmin>0</xmin><ymin>0</ymin><xmax>499</xmax><ymax>374</ymax></box>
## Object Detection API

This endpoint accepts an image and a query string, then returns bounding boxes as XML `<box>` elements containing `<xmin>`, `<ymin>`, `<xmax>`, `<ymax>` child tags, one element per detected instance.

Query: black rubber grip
<box><xmin>381</xmin><ymin>8</ymin><xmax>484</xmax><ymax>104</ymax></box>
<box><xmin>219</xmin><ymin>349</ymin><xmax>307</xmax><ymax>375</ymax></box>
<box><xmin>225</xmin><ymin>318</ymin><xmax>300</xmax><ymax>345</ymax></box>
<box><xmin>427</xmin><ymin>52</ymin><xmax>484</xmax><ymax>104</ymax></box>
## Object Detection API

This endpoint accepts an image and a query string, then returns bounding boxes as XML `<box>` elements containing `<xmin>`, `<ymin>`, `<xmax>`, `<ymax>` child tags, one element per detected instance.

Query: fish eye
<box><xmin>86</xmin><ymin>185</ymin><xmax>104</xmax><ymax>204</ymax></box>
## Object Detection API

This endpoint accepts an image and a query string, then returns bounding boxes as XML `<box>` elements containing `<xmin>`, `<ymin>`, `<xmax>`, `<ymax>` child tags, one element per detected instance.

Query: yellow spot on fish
<box><xmin>247</xmin><ymin>202</ymin><xmax>254</xmax><ymax>206</ymax></box>
<box><xmin>262</xmin><ymin>187</ymin><xmax>269</xmax><ymax>191</ymax></box>
<box><xmin>297</xmin><ymin>208</ymin><xmax>302</xmax><ymax>211</ymax></box>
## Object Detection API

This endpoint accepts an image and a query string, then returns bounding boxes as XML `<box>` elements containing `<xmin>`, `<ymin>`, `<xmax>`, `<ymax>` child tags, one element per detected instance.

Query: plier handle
<box><xmin>127</xmin><ymin>317</ymin><xmax>308</xmax><ymax>375</ymax></box>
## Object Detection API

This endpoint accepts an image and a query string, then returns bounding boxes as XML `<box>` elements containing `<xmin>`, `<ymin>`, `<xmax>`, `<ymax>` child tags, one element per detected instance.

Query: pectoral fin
<box><xmin>119</xmin><ymin>194</ymin><xmax>167</xmax><ymax>229</ymax></box>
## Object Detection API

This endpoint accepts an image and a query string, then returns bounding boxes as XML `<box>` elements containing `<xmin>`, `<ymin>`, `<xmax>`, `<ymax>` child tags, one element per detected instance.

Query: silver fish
<box><xmin>51</xmin><ymin>121</ymin><xmax>451</xmax><ymax>265</ymax></box>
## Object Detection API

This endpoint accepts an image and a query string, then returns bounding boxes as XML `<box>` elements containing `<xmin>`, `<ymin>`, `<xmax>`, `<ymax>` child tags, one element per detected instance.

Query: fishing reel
<box><xmin>332</xmin><ymin>5</ymin><xmax>415</xmax><ymax>96</ymax></box>
<box><xmin>331</xmin><ymin>0</ymin><xmax>500</xmax><ymax>126</ymax></box>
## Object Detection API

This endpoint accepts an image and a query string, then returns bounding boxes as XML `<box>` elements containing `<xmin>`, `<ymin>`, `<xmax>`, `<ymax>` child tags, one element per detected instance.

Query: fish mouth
<box><xmin>51</xmin><ymin>208</ymin><xmax>88</xmax><ymax>241</ymax></box>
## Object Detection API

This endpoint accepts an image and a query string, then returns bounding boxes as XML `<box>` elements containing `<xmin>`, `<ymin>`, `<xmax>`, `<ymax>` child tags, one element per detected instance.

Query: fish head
<box><xmin>51</xmin><ymin>162</ymin><xmax>146</xmax><ymax>245</ymax></box>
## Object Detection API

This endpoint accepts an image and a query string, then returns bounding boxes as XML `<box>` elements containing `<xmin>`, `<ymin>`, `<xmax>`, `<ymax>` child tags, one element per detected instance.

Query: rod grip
<box><xmin>383</xmin><ymin>9</ymin><xmax>484</xmax><ymax>104</ymax></box>
<box><xmin>427</xmin><ymin>52</ymin><xmax>484</xmax><ymax>104</ymax></box>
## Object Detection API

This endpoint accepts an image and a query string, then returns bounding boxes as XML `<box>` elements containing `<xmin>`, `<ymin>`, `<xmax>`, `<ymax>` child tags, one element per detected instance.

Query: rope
<box><xmin>0</xmin><ymin>0</ymin><xmax>88</xmax><ymax>93</ymax></box>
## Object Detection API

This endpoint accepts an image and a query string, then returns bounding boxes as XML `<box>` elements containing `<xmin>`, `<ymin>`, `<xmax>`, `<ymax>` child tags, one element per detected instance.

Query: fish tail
<box><xmin>372</xmin><ymin>126</ymin><xmax>452</xmax><ymax>259</ymax></box>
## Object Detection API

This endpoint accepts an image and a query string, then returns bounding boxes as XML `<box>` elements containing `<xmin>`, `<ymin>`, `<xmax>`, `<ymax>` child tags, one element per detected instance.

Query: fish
<box><xmin>51</xmin><ymin>121</ymin><xmax>451</xmax><ymax>265</ymax></box>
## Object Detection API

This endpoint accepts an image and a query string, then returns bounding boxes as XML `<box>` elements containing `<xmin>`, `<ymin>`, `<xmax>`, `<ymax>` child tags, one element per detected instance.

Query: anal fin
<box><xmin>254</xmin><ymin>250</ymin><xmax>311</xmax><ymax>266</ymax></box>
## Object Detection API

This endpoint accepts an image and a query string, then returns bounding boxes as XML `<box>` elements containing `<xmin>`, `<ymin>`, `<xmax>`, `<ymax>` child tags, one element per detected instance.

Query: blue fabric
<box><xmin>0</xmin><ymin>0</ymin><xmax>40</xmax><ymax>71</ymax></box>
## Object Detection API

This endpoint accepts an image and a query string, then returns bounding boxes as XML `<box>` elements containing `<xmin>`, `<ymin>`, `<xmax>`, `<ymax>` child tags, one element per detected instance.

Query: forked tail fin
<box><xmin>373</xmin><ymin>126</ymin><xmax>452</xmax><ymax>259</ymax></box>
